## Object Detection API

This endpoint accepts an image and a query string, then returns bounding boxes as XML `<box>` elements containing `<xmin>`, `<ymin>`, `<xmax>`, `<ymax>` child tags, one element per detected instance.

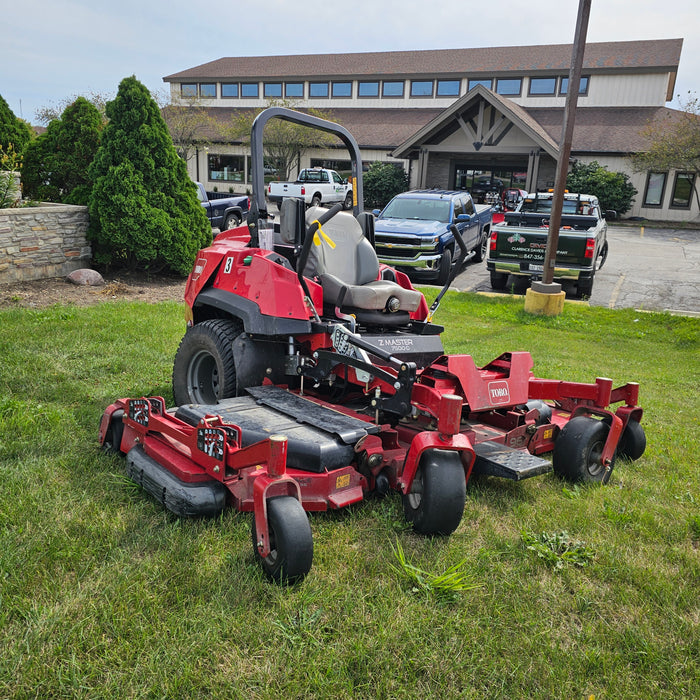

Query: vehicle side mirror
<box><xmin>372</xmin><ymin>209</ymin><xmax>381</xmax><ymax>217</ymax></box>
<box><xmin>456</xmin><ymin>214</ymin><xmax>471</xmax><ymax>222</ymax></box>
<box><xmin>604</xmin><ymin>210</ymin><xmax>617</xmax><ymax>220</ymax></box>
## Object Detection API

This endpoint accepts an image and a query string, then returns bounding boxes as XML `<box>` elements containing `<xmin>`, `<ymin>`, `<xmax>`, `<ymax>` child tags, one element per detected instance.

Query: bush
<box><xmin>0</xmin><ymin>145</ymin><xmax>22</xmax><ymax>208</ymax></box>
<box><xmin>88</xmin><ymin>76</ymin><xmax>211</xmax><ymax>275</ymax></box>
<box><xmin>566</xmin><ymin>160</ymin><xmax>637</xmax><ymax>215</ymax></box>
<box><xmin>21</xmin><ymin>97</ymin><xmax>103</xmax><ymax>205</ymax></box>
<box><xmin>0</xmin><ymin>94</ymin><xmax>33</xmax><ymax>156</ymax></box>
<box><xmin>363</xmin><ymin>162</ymin><xmax>409</xmax><ymax>210</ymax></box>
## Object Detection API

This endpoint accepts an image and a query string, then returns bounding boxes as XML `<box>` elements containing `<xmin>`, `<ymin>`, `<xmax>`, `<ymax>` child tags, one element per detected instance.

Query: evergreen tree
<box><xmin>0</xmin><ymin>94</ymin><xmax>33</xmax><ymax>155</ymax></box>
<box><xmin>21</xmin><ymin>97</ymin><xmax>103</xmax><ymax>205</ymax></box>
<box><xmin>566</xmin><ymin>160</ymin><xmax>637</xmax><ymax>215</ymax></box>
<box><xmin>88</xmin><ymin>76</ymin><xmax>211</xmax><ymax>275</ymax></box>
<box><xmin>363</xmin><ymin>162</ymin><xmax>409</xmax><ymax>210</ymax></box>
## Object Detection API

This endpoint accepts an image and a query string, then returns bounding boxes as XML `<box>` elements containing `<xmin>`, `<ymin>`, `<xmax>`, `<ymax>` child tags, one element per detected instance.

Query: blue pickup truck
<box><xmin>194</xmin><ymin>182</ymin><xmax>249</xmax><ymax>232</ymax></box>
<box><xmin>372</xmin><ymin>189</ymin><xmax>495</xmax><ymax>284</ymax></box>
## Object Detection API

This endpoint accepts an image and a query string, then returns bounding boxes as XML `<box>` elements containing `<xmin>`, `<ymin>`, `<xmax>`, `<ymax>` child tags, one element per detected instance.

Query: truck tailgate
<box><xmin>493</xmin><ymin>227</ymin><xmax>592</xmax><ymax>270</ymax></box>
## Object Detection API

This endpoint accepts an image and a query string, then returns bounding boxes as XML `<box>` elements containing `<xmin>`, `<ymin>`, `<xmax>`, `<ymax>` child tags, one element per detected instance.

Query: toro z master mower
<box><xmin>99</xmin><ymin>108</ymin><xmax>646</xmax><ymax>583</ymax></box>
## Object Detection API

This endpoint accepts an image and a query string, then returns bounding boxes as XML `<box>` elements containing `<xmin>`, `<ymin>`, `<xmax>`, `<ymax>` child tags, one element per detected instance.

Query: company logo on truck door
<box><xmin>488</xmin><ymin>380</ymin><xmax>511</xmax><ymax>404</ymax></box>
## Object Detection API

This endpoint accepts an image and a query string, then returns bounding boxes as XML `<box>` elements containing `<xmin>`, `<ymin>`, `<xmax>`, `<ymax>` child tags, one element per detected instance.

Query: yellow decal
<box><xmin>544</xmin><ymin>428</ymin><xmax>553</xmax><ymax>440</ymax></box>
<box><xmin>336</xmin><ymin>474</ymin><xmax>351</xmax><ymax>489</ymax></box>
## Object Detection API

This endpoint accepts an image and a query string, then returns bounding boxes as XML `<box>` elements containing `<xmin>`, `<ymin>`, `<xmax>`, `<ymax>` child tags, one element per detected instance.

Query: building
<box><xmin>163</xmin><ymin>38</ymin><xmax>698</xmax><ymax>221</ymax></box>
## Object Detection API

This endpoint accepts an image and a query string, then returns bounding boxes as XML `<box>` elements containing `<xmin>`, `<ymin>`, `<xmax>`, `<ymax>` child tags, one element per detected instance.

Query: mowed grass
<box><xmin>0</xmin><ymin>293</ymin><xmax>698</xmax><ymax>699</ymax></box>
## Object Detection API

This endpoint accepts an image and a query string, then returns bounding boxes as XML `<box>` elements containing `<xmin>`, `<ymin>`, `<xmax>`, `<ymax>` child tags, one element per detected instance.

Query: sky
<box><xmin>2</xmin><ymin>0</ymin><xmax>698</xmax><ymax>124</ymax></box>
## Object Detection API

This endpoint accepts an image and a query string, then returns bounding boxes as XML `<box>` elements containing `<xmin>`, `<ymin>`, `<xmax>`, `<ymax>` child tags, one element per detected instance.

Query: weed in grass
<box><xmin>521</xmin><ymin>530</ymin><xmax>596</xmax><ymax>570</ymax></box>
<box><xmin>390</xmin><ymin>539</ymin><xmax>481</xmax><ymax>599</ymax></box>
<box><xmin>689</xmin><ymin>515</ymin><xmax>700</xmax><ymax>543</ymax></box>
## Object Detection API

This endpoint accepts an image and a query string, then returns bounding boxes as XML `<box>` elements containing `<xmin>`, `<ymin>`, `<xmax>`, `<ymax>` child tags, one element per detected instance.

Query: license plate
<box><xmin>529</xmin><ymin>264</ymin><xmax>544</xmax><ymax>272</ymax></box>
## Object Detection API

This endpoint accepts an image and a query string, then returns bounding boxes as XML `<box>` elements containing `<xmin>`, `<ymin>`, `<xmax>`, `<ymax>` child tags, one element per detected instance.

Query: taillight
<box><xmin>584</xmin><ymin>238</ymin><xmax>595</xmax><ymax>259</ymax></box>
<box><xmin>267</xmin><ymin>184</ymin><xmax>271</xmax><ymax>194</ymax></box>
<box><xmin>490</xmin><ymin>230</ymin><xmax>497</xmax><ymax>251</ymax></box>
<box><xmin>301</xmin><ymin>186</ymin><xmax>305</xmax><ymax>196</ymax></box>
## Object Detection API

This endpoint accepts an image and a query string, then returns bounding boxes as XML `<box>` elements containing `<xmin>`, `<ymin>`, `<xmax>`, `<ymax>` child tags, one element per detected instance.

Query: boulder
<box><xmin>66</xmin><ymin>269</ymin><xmax>105</xmax><ymax>286</ymax></box>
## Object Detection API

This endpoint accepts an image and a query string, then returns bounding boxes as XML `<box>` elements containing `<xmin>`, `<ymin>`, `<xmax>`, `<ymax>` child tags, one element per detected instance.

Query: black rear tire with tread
<box><xmin>436</xmin><ymin>248</ymin><xmax>453</xmax><ymax>286</ymax></box>
<box><xmin>553</xmin><ymin>415</ymin><xmax>612</xmax><ymax>483</ymax></box>
<box><xmin>223</xmin><ymin>212</ymin><xmax>241</xmax><ymax>230</ymax></box>
<box><xmin>172</xmin><ymin>319</ymin><xmax>241</xmax><ymax>406</ymax></box>
<box><xmin>252</xmin><ymin>496</ymin><xmax>313</xmax><ymax>584</ymax></box>
<box><xmin>490</xmin><ymin>271</ymin><xmax>508</xmax><ymax>290</ymax></box>
<box><xmin>473</xmin><ymin>232</ymin><xmax>488</xmax><ymax>262</ymax></box>
<box><xmin>403</xmin><ymin>450</ymin><xmax>466</xmax><ymax>536</ymax></box>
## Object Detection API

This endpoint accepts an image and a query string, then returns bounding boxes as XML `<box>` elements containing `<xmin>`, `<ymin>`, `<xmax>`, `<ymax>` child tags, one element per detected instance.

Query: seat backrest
<box><xmin>304</xmin><ymin>206</ymin><xmax>379</xmax><ymax>285</ymax></box>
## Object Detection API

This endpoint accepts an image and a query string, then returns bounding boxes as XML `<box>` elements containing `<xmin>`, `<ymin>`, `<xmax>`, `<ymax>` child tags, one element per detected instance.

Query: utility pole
<box><xmin>541</xmin><ymin>0</ymin><xmax>592</xmax><ymax>287</ymax></box>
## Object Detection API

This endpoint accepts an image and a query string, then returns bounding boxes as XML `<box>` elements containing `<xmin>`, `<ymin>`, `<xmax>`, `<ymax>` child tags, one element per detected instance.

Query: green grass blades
<box><xmin>0</xmin><ymin>293</ymin><xmax>698</xmax><ymax>699</ymax></box>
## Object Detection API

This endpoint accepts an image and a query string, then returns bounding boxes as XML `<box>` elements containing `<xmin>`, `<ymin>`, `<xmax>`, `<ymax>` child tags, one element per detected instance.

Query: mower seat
<box><xmin>304</xmin><ymin>206</ymin><xmax>423</xmax><ymax>316</ymax></box>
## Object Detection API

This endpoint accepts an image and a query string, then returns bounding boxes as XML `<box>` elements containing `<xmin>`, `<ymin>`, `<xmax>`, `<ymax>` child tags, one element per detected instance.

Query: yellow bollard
<box><xmin>524</xmin><ymin>282</ymin><xmax>566</xmax><ymax>316</ymax></box>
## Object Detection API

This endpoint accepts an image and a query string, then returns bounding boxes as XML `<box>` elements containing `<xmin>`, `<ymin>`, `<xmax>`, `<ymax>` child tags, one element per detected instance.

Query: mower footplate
<box><xmin>471</xmin><ymin>441</ymin><xmax>552</xmax><ymax>481</ymax></box>
<box><xmin>175</xmin><ymin>387</ymin><xmax>378</xmax><ymax>473</ymax></box>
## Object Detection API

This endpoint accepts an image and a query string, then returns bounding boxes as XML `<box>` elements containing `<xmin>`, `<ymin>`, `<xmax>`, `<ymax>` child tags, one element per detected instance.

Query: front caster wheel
<box><xmin>252</xmin><ymin>496</ymin><xmax>313</xmax><ymax>584</ymax></box>
<box><xmin>617</xmin><ymin>419</ymin><xmax>646</xmax><ymax>461</ymax></box>
<box><xmin>553</xmin><ymin>415</ymin><xmax>613</xmax><ymax>483</ymax></box>
<box><xmin>403</xmin><ymin>449</ymin><xmax>466</xmax><ymax>536</ymax></box>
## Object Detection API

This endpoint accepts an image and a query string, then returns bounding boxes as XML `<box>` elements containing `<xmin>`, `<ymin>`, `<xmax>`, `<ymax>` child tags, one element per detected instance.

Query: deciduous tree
<box><xmin>566</xmin><ymin>160</ymin><xmax>637</xmax><ymax>215</ymax></box>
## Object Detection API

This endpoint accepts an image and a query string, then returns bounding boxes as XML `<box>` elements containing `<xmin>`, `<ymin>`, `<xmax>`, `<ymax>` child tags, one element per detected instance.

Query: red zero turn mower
<box><xmin>99</xmin><ymin>108</ymin><xmax>646</xmax><ymax>583</ymax></box>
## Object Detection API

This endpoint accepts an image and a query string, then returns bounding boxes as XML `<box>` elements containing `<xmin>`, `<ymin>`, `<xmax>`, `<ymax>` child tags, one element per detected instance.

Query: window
<box><xmin>496</xmin><ymin>79</ymin><xmax>522</xmax><ymax>96</ymax></box>
<box><xmin>670</xmin><ymin>172</ymin><xmax>695</xmax><ymax>208</ymax></box>
<box><xmin>221</xmin><ymin>83</ymin><xmax>238</xmax><ymax>98</ymax></box>
<box><xmin>285</xmin><ymin>82</ymin><xmax>304</xmax><ymax>98</ymax></box>
<box><xmin>437</xmin><ymin>80</ymin><xmax>460</xmax><ymax>96</ymax></box>
<box><xmin>358</xmin><ymin>81</ymin><xmax>379</xmax><ymax>97</ymax></box>
<box><xmin>181</xmin><ymin>83</ymin><xmax>197</xmax><ymax>98</ymax></box>
<box><xmin>529</xmin><ymin>77</ymin><xmax>557</xmax><ymax>96</ymax></box>
<box><xmin>208</xmin><ymin>154</ymin><xmax>245</xmax><ymax>183</ymax></box>
<box><xmin>643</xmin><ymin>172</ymin><xmax>667</xmax><ymax>207</ymax></box>
<box><xmin>560</xmin><ymin>76</ymin><xmax>589</xmax><ymax>95</ymax></box>
<box><xmin>264</xmin><ymin>83</ymin><xmax>282</xmax><ymax>98</ymax></box>
<box><xmin>241</xmin><ymin>83</ymin><xmax>259</xmax><ymax>98</ymax></box>
<box><xmin>332</xmin><ymin>81</ymin><xmax>352</xmax><ymax>98</ymax></box>
<box><xmin>309</xmin><ymin>82</ymin><xmax>329</xmax><ymax>97</ymax></box>
<box><xmin>382</xmin><ymin>81</ymin><xmax>404</xmax><ymax>98</ymax></box>
<box><xmin>453</xmin><ymin>197</ymin><xmax>464</xmax><ymax>218</ymax></box>
<box><xmin>411</xmin><ymin>80</ymin><xmax>433</xmax><ymax>97</ymax></box>
<box><xmin>199</xmin><ymin>83</ymin><xmax>216</xmax><ymax>98</ymax></box>
<box><xmin>467</xmin><ymin>79</ymin><xmax>491</xmax><ymax>91</ymax></box>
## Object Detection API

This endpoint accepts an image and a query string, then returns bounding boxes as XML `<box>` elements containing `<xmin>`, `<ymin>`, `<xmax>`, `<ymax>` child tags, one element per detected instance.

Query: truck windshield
<box><xmin>521</xmin><ymin>198</ymin><xmax>579</xmax><ymax>214</ymax></box>
<box><xmin>381</xmin><ymin>198</ymin><xmax>452</xmax><ymax>222</ymax></box>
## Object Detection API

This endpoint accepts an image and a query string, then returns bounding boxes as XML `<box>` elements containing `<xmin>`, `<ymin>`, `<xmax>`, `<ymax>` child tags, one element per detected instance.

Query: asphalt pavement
<box><xmin>450</xmin><ymin>224</ymin><xmax>700</xmax><ymax>316</ymax></box>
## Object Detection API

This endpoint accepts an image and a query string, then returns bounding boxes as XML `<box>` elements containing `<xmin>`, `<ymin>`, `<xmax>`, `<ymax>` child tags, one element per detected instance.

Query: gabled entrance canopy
<box><xmin>392</xmin><ymin>84</ymin><xmax>561</xmax><ymax>192</ymax></box>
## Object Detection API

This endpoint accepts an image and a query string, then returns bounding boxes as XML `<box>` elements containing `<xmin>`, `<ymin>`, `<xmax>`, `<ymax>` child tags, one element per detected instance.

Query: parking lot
<box><xmin>451</xmin><ymin>224</ymin><xmax>700</xmax><ymax>316</ymax></box>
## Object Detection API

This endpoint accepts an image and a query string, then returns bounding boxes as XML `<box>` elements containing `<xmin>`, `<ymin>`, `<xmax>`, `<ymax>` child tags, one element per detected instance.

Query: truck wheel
<box><xmin>223</xmin><ymin>212</ymin><xmax>241</xmax><ymax>230</ymax></box>
<box><xmin>343</xmin><ymin>192</ymin><xmax>353</xmax><ymax>209</ymax></box>
<box><xmin>172</xmin><ymin>319</ymin><xmax>241</xmax><ymax>405</ymax></box>
<box><xmin>310</xmin><ymin>193</ymin><xmax>322</xmax><ymax>207</ymax></box>
<box><xmin>577</xmin><ymin>274</ymin><xmax>594</xmax><ymax>298</ymax></box>
<box><xmin>490</xmin><ymin>271</ymin><xmax>508</xmax><ymax>290</ymax></box>
<box><xmin>252</xmin><ymin>496</ymin><xmax>313</xmax><ymax>584</ymax></box>
<box><xmin>553</xmin><ymin>415</ymin><xmax>613</xmax><ymax>483</ymax></box>
<box><xmin>436</xmin><ymin>248</ymin><xmax>453</xmax><ymax>285</ymax></box>
<box><xmin>617</xmin><ymin>419</ymin><xmax>646</xmax><ymax>461</ymax></box>
<box><xmin>403</xmin><ymin>449</ymin><xmax>466</xmax><ymax>536</ymax></box>
<box><xmin>473</xmin><ymin>232</ymin><xmax>488</xmax><ymax>262</ymax></box>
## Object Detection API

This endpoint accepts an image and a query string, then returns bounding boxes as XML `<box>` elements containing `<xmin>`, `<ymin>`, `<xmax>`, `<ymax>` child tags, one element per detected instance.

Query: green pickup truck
<box><xmin>486</xmin><ymin>191</ymin><xmax>610</xmax><ymax>297</ymax></box>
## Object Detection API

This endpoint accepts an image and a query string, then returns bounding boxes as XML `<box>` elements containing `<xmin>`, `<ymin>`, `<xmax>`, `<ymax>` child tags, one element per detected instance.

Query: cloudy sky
<box><xmin>2</xmin><ymin>0</ymin><xmax>698</xmax><ymax>123</ymax></box>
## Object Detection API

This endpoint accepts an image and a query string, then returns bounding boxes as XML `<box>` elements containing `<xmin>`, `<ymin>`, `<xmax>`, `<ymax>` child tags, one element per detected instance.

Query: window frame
<box><xmin>669</xmin><ymin>172</ymin><xmax>695</xmax><ymax>209</ymax></box>
<box><xmin>495</xmin><ymin>78</ymin><xmax>522</xmax><ymax>96</ymax></box>
<box><xmin>437</xmin><ymin>79</ymin><xmax>461</xmax><ymax>97</ymax></box>
<box><xmin>410</xmin><ymin>80</ymin><xmax>434</xmax><ymax>98</ymax></box>
<box><xmin>284</xmin><ymin>82</ymin><xmax>304</xmax><ymax>98</ymax></box>
<box><xmin>382</xmin><ymin>80</ymin><xmax>405</xmax><ymax>98</ymax></box>
<box><xmin>309</xmin><ymin>81</ymin><xmax>329</xmax><ymax>98</ymax></box>
<box><xmin>642</xmin><ymin>172</ymin><xmax>667</xmax><ymax>208</ymax></box>
<box><xmin>199</xmin><ymin>83</ymin><xmax>217</xmax><ymax>98</ymax></box>
<box><xmin>221</xmin><ymin>83</ymin><xmax>239</xmax><ymax>98</ymax></box>
<box><xmin>207</xmin><ymin>153</ymin><xmax>246</xmax><ymax>183</ymax></box>
<box><xmin>467</xmin><ymin>79</ymin><xmax>492</xmax><ymax>92</ymax></box>
<box><xmin>331</xmin><ymin>81</ymin><xmax>353</xmax><ymax>98</ymax></box>
<box><xmin>559</xmin><ymin>76</ymin><xmax>590</xmax><ymax>96</ymax></box>
<box><xmin>240</xmin><ymin>83</ymin><xmax>259</xmax><ymax>98</ymax></box>
<box><xmin>263</xmin><ymin>82</ymin><xmax>283</xmax><ymax>98</ymax></box>
<box><xmin>528</xmin><ymin>77</ymin><xmax>557</xmax><ymax>96</ymax></box>
<box><xmin>358</xmin><ymin>81</ymin><xmax>380</xmax><ymax>98</ymax></box>
<box><xmin>181</xmin><ymin>83</ymin><xmax>197</xmax><ymax>98</ymax></box>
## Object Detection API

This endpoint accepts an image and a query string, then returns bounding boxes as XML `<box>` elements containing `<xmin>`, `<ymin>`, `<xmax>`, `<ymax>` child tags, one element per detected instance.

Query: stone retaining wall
<box><xmin>0</xmin><ymin>203</ymin><xmax>91</xmax><ymax>283</ymax></box>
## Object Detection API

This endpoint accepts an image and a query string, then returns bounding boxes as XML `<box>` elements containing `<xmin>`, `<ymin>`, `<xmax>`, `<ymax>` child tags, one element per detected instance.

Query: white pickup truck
<box><xmin>267</xmin><ymin>167</ymin><xmax>353</xmax><ymax>208</ymax></box>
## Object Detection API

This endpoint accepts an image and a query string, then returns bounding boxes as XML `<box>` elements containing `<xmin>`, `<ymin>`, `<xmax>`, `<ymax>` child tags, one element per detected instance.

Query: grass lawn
<box><xmin>0</xmin><ymin>292</ymin><xmax>698</xmax><ymax>699</ymax></box>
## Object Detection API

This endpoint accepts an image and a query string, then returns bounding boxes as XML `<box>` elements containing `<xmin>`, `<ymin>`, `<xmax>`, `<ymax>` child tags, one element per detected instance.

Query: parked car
<box><xmin>470</xmin><ymin>176</ymin><xmax>504</xmax><ymax>203</ymax></box>
<box><xmin>267</xmin><ymin>167</ymin><xmax>353</xmax><ymax>208</ymax></box>
<box><xmin>194</xmin><ymin>182</ymin><xmax>249</xmax><ymax>232</ymax></box>
<box><xmin>373</xmin><ymin>189</ymin><xmax>495</xmax><ymax>285</ymax></box>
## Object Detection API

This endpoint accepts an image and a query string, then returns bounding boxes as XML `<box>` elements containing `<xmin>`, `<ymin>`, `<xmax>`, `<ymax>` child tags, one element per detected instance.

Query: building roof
<box><xmin>163</xmin><ymin>39</ymin><xmax>683</xmax><ymax>82</ymax></box>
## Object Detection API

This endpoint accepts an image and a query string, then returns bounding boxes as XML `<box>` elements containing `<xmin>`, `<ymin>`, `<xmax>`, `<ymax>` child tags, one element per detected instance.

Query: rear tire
<box><xmin>172</xmin><ymin>319</ymin><xmax>241</xmax><ymax>405</ymax></box>
<box><xmin>252</xmin><ymin>496</ymin><xmax>313</xmax><ymax>584</ymax></box>
<box><xmin>403</xmin><ymin>450</ymin><xmax>466</xmax><ymax>535</ymax></box>
<box><xmin>473</xmin><ymin>232</ymin><xmax>488</xmax><ymax>263</ymax></box>
<box><xmin>310</xmin><ymin>193</ymin><xmax>322</xmax><ymax>207</ymax></box>
<box><xmin>344</xmin><ymin>191</ymin><xmax>353</xmax><ymax>209</ymax></box>
<box><xmin>617</xmin><ymin>419</ymin><xmax>646</xmax><ymax>461</ymax></box>
<box><xmin>577</xmin><ymin>274</ymin><xmax>595</xmax><ymax>298</ymax></box>
<box><xmin>223</xmin><ymin>212</ymin><xmax>241</xmax><ymax>230</ymax></box>
<box><xmin>436</xmin><ymin>248</ymin><xmax>453</xmax><ymax>286</ymax></box>
<box><xmin>490</xmin><ymin>271</ymin><xmax>508</xmax><ymax>290</ymax></box>
<box><xmin>553</xmin><ymin>415</ymin><xmax>612</xmax><ymax>483</ymax></box>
